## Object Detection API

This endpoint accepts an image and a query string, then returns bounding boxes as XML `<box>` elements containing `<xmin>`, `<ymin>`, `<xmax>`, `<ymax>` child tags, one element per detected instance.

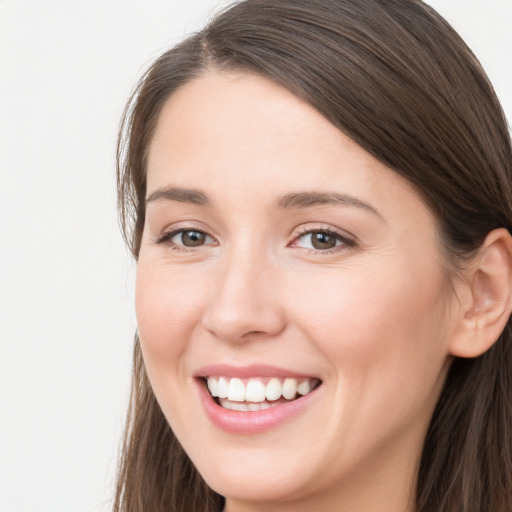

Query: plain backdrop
<box><xmin>0</xmin><ymin>1</ymin><xmax>510</xmax><ymax>511</ymax></box>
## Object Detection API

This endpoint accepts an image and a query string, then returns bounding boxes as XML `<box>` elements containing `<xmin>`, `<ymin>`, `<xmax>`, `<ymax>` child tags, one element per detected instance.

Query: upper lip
<box><xmin>196</xmin><ymin>363</ymin><xmax>320</xmax><ymax>380</ymax></box>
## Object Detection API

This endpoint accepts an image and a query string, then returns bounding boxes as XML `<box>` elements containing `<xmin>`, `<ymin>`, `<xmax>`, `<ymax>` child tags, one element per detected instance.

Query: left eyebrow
<box><xmin>275</xmin><ymin>191</ymin><xmax>382</xmax><ymax>218</ymax></box>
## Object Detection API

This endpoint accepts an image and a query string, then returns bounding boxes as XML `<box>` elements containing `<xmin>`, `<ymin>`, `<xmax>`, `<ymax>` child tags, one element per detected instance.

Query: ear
<box><xmin>449</xmin><ymin>228</ymin><xmax>512</xmax><ymax>358</ymax></box>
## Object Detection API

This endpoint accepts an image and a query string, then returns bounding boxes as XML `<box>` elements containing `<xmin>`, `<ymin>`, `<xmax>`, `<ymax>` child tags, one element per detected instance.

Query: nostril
<box><xmin>241</xmin><ymin>330</ymin><xmax>266</xmax><ymax>338</ymax></box>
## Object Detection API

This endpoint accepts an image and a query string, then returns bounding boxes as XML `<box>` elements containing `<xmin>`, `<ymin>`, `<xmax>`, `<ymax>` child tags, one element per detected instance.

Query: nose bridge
<box><xmin>202</xmin><ymin>239</ymin><xmax>285</xmax><ymax>342</ymax></box>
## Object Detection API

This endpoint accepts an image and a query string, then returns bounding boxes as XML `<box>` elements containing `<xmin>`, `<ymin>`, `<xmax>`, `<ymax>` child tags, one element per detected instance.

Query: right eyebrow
<box><xmin>146</xmin><ymin>186</ymin><xmax>209</xmax><ymax>206</ymax></box>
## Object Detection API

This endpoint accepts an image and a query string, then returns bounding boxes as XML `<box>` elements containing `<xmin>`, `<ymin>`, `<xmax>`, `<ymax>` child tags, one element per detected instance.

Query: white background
<box><xmin>0</xmin><ymin>1</ymin><xmax>510</xmax><ymax>511</ymax></box>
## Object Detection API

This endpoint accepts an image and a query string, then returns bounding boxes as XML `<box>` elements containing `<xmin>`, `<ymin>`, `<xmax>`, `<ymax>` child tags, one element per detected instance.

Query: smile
<box><xmin>206</xmin><ymin>376</ymin><xmax>321</xmax><ymax>411</ymax></box>
<box><xmin>195</xmin><ymin>365</ymin><xmax>323</xmax><ymax>433</ymax></box>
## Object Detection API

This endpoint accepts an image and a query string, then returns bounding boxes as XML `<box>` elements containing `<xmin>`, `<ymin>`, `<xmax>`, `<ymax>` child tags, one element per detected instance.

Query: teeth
<box><xmin>207</xmin><ymin>377</ymin><xmax>218</xmax><ymax>397</ymax></box>
<box><xmin>226</xmin><ymin>400</ymin><xmax>249</xmax><ymax>411</ymax></box>
<box><xmin>206</xmin><ymin>375</ymin><xmax>319</xmax><ymax>405</ymax></box>
<box><xmin>282</xmin><ymin>378</ymin><xmax>298</xmax><ymax>400</ymax></box>
<box><xmin>297</xmin><ymin>380</ymin><xmax>312</xmax><ymax>395</ymax></box>
<box><xmin>227</xmin><ymin>378</ymin><xmax>245</xmax><ymax>401</ymax></box>
<box><xmin>217</xmin><ymin>377</ymin><xmax>228</xmax><ymax>399</ymax></box>
<box><xmin>220</xmin><ymin>399</ymin><xmax>275</xmax><ymax>411</ymax></box>
<box><xmin>245</xmin><ymin>379</ymin><xmax>266</xmax><ymax>402</ymax></box>
<box><xmin>266</xmin><ymin>378</ymin><xmax>282</xmax><ymax>401</ymax></box>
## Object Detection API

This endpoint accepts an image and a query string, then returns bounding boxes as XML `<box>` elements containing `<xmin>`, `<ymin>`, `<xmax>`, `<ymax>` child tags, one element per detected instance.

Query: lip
<box><xmin>195</xmin><ymin>370</ymin><xmax>322</xmax><ymax>435</ymax></box>
<box><xmin>196</xmin><ymin>363</ymin><xmax>319</xmax><ymax>380</ymax></box>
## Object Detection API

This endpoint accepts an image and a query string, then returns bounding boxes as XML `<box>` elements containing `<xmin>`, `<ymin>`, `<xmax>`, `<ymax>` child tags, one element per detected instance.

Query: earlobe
<box><xmin>449</xmin><ymin>228</ymin><xmax>512</xmax><ymax>358</ymax></box>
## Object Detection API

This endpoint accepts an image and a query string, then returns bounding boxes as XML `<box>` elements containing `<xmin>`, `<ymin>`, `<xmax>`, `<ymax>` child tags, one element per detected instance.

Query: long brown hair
<box><xmin>114</xmin><ymin>1</ymin><xmax>512</xmax><ymax>510</ymax></box>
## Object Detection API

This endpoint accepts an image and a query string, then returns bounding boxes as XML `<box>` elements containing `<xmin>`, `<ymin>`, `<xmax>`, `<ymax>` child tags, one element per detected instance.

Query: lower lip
<box><xmin>196</xmin><ymin>380</ymin><xmax>320</xmax><ymax>434</ymax></box>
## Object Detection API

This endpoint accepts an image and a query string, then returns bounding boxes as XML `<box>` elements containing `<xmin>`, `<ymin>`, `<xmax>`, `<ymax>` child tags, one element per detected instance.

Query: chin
<box><xmin>200</xmin><ymin>460</ymin><xmax>316</xmax><ymax>505</ymax></box>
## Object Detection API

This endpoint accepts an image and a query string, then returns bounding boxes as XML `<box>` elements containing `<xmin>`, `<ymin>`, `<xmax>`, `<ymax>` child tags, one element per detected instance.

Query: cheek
<box><xmin>289</xmin><ymin>259</ymin><xmax>450</xmax><ymax>389</ymax></box>
<box><xmin>135</xmin><ymin>260</ymin><xmax>205</xmax><ymax>365</ymax></box>
<box><xmin>286</xmin><ymin>261</ymin><xmax>452</xmax><ymax>458</ymax></box>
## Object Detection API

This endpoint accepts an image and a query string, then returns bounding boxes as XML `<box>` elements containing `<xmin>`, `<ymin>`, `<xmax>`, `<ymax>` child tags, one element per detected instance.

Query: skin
<box><xmin>135</xmin><ymin>71</ymin><xmax>503</xmax><ymax>512</ymax></box>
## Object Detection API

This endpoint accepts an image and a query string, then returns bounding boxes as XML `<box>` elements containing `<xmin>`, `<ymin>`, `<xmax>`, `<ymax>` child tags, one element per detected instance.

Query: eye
<box><xmin>155</xmin><ymin>228</ymin><xmax>216</xmax><ymax>250</ymax></box>
<box><xmin>292</xmin><ymin>229</ymin><xmax>354</xmax><ymax>252</ymax></box>
<box><xmin>171</xmin><ymin>229</ymin><xmax>210</xmax><ymax>247</ymax></box>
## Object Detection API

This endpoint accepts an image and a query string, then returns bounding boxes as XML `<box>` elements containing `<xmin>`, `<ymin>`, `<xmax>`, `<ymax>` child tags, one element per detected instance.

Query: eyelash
<box><xmin>154</xmin><ymin>228</ymin><xmax>216</xmax><ymax>253</ymax></box>
<box><xmin>154</xmin><ymin>226</ymin><xmax>356</xmax><ymax>255</ymax></box>
<box><xmin>290</xmin><ymin>226</ymin><xmax>356</xmax><ymax>255</ymax></box>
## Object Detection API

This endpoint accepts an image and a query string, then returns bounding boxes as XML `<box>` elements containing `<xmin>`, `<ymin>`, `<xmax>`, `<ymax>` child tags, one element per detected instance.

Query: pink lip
<box><xmin>196</xmin><ymin>363</ymin><xmax>318</xmax><ymax>379</ymax></box>
<box><xmin>195</xmin><ymin>377</ymin><xmax>321</xmax><ymax>435</ymax></box>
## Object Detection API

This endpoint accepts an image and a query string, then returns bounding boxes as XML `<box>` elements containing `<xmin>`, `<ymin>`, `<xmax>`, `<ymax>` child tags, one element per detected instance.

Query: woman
<box><xmin>114</xmin><ymin>0</ymin><xmax>512</xmax><ymax>510</ymax></box>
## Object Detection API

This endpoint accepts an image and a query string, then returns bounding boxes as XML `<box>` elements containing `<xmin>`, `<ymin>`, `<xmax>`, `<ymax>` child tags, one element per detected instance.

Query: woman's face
<box><xmin>137</xmin><ymin>71</ymin><xmax>459</xmax><ymax>510</ymax></box>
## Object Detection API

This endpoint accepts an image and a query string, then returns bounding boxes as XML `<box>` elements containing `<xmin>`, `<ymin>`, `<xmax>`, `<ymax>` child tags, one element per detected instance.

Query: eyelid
<box><xmin>152</xmin><ymin>224</ymin><xmax>217</xmax><ymax>251</ymax></box>
<box><xmin>289</xmin><ymin>224</ymin><xmax>357</xmax><ymax>253</ymax></box>
<box><xmin>151</xmin><ymin>222</ymin><xmax>357</xmax><ymax>254</ymax></box>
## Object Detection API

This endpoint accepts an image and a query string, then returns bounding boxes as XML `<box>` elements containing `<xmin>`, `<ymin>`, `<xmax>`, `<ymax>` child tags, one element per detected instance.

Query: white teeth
<box><xmin>297</xmin><ymin>379</ymin><xmax>312</xmax><ymax>396</ymax></box>
<box><xmin>219</xmin><ymin>399</ymin><xmax>276</xmax><ymax>411</ymax></box>
<box><xmin>228</xmin><ymin>401</ymin><xmax>249</xmax><ymax>411</ymax></box>
<box><xmin>227</xmin><ymin>378</ymin><xmax>245</xmax><ymax>402</ymax></box>
<box><xmin>206</xmin><ymin>375</ymin><xmax>320</xmax><ymax>406</ymax></box>
<box><xmin>266</xmin><ymin>378</ymin><xmax>282</xmax><ymax>401</ymax></box>
<box><xmin>207</xmin><ymin>377</ymin><xmax>218</xmax><ymax>397</ymax></box>
<box><xmin>217</xmin><ymin>377</ymin><xmax>228</xmax><ymax>399</ymax></box>
<box><xmin>282</xmin><ymin>378</ymin><xmax>298</xmax><ymax>400</ymax></box>
<box><xmin>245</xmin><ymin>379</ymin><xmax>266</xmax><ymax>402</ymax></box>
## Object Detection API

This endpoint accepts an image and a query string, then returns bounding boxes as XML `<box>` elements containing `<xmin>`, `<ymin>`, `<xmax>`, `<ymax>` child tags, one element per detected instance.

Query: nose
<box><xmin>201</xmin><ymin>250</ymin><xmax>286</xmax><ymax>343</ymax></box>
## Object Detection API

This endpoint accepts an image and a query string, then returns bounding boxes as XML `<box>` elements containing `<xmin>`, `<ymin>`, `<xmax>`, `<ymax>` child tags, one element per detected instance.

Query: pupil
<box><xmin>312</xmin><ymin>232</ymin><xmax>336</xmax><ymax>250</ymax></box>
<box><xmin>182</xmin><ymin>231</ymin><xmax>205</xmax><ymax>247</ymax></box>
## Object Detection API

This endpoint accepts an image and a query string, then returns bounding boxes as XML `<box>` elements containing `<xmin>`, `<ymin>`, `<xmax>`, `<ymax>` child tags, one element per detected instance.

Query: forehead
<box><xmin>147</xmin><ymin>71</ymin><xmax>348</xmax><ymax>180</ymax></box>
<box><xmin>146</xmin><ymin>70</ymin><xmax>429</xmax><ymax>224</ymax></box>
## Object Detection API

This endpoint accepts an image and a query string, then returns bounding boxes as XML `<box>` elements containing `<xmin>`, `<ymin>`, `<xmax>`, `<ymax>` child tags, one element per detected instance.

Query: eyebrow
<box><xmin>146</xmin><ymin>186</ymin><xmax>381</xmax><ymax>218</ymax></box>
<box><xmin>275</xmin><ymin>191</ymin><xmax>382</xmax><ymax>218</ymax></box>
<box><xmin>146</xmin><ymin>187</ymin><xmax>209</xmax><ymax>206</ymax></box>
